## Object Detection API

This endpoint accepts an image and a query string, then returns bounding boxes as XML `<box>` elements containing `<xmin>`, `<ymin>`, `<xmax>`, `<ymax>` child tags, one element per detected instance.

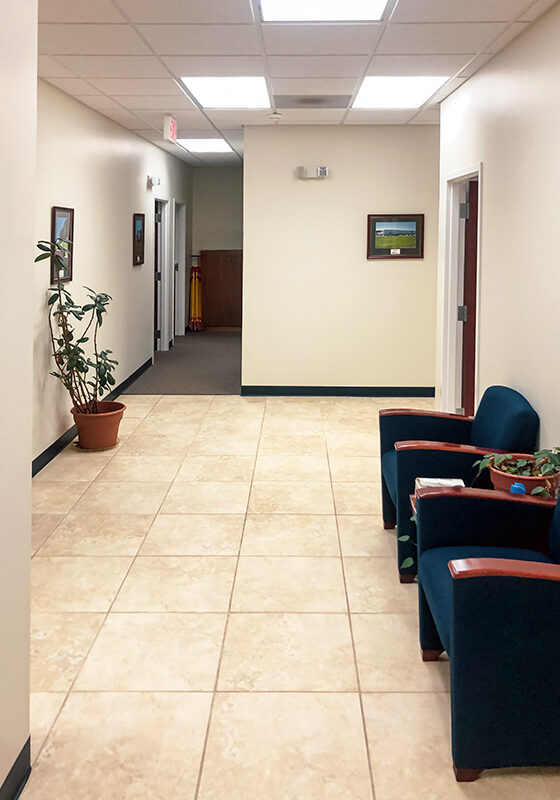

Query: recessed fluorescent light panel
<box><xmin>181</xmin><ymin>77</ymin><xmax>270</xmax><ymax>109</ymax></box>
<box><xmin>353</xmin><ymin>76</ymin><xmax>449</xmax><ymax>109</ymax></box>
<box><xmin>260</xmin><ymin>0</ymin><xmax>389</xmax><ymax>21</ymax></box>
<box><xmin>177</xmin><ymin>139</ymin><xmax>233</xmax><ymax>153</ymax></box>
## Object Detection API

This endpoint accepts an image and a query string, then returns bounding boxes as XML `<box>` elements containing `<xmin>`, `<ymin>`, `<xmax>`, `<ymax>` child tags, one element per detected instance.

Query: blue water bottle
<box><xmin>510</xmin><ymin>482</ymin><xmax>526</xmax><ymax>495</ymax></box>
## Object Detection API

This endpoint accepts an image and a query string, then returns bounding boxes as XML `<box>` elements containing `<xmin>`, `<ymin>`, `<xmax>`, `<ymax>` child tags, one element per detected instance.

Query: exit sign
<box><xmin>163</xmin><ymin>115</ymin><xmax>177</xmax><ymax>143</ymax></box>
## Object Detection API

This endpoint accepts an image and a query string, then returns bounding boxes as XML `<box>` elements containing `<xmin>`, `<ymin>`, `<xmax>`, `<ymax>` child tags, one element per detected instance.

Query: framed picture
<box><xmin>367</xmin><ymin>214</ymin><xmax>424</xmax><ymax>260</ymax></box>
<box><xmin>50</xmin><ymin>206</ymin><xmax>74</xmax><ymax>283</ymax></box>
<box><xmin>133</xmin><ymin>213</ymin><xmax>145</xmax><ymax>266</ymax></box>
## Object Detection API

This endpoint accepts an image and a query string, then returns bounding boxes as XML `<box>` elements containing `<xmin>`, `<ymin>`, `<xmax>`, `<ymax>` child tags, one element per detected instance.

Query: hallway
<box><xmin>26</xmin><ymin>394</ymin><xmax>559</xmax><ymax>799</ymax></box>
<box><xmin>124</xmin><ymin>332</ymin><xmax>241</xmax><ymax>396</ymax></box>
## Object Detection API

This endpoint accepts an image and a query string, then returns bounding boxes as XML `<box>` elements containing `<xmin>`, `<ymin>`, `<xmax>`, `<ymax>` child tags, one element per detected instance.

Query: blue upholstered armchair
<box><xmin>379</xmin><ymin>386</ymin><xmax>539</xmax><ymax>581</ymax></box>
<box><xmin>416</xmin><ymin>487</ymin><xmax>560</xmax><ymax>781</ymax></box>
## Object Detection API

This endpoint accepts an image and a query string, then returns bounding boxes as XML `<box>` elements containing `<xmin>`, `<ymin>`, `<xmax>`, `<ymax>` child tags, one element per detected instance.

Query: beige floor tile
<box><xmin>97</xmin><ymin>455</ymin><xmax>183</xmax><ymax>482</ymax></box>
<box><xmin>189</xmin><ymin>432</ymin><xmax>260</xmax><ymax>456</ymax></box>
<box><xmin>141</xmin><ymin>514</ymin><xmax>244</xmax><ymax>555</ymax></box>
<box><xmin>218</xmin><ymin>613</ymin><xmax>357</xmax><ymax>691</ymax></box>
<box><xmin>176</xmin><ymin>455</ymin><xmax>255</xmax><ymax>482</ymax></box>
<box><xmin>338</xmin><ymin>516</ymin><xmax>396</xmax><ymax>557</ymax></box>
<box><xmin>117</xmin><ymin>394</ymin><xmax>161</xmax><ymax>418</ymax></box>
<box><xmin>31</xmin><ymin>612</ymin><xmax>105</xmax><ymax>691</ymax></box>
<box><xmin>114</xmin><ymin>415</ymin><xmax>143</xmax><ymax>440</ymax></box>
<box><xmin>232</xmin><ymin>556</ymin><xmax>347</xmax><ymax>612</ymax></box>
<box><xmin>198</xmin><ymin>417</ymin><xmax>262</xmax><ymax>436</ymax></box>
<box><xmin>151</xmin><ymin>394</ymin><xmax>214</xmax><ymax>411</ymax></box>
<box><xmin>76</xmin><ymin>613</ymin><xmax>226</xmax><ymax>691</ymax></box>
<box><xmin>73</xmin><ymin>481</ymin><xmax>170</xmax><ymax>515</ymax></box>
<box><xmin>31</xmin><ymin>557</ymin><xmax>132</xmax><ymax>612</ymax></box>
<box><xmin>261</xmin><ymin>416</ymin><xmax>325</xmax><ymax>435</ymax></box>
<box><xmin>344</xmin><ymin>557</ymin><xmax>417</xmax><ymax>613</ymax></box>
<box><xmin>326</xmin><ymin>432</ymin><xmax>380</xmax><ymax>457</ymax></box>
<box><xmin>258</xmin><ymin>432</ymin><xmax>326</xmax><ymax>456</ymax></box>
<box><xmin>362</xmin><ymin>693</ymin><xmax>549</xmax><ymax>800</ymax></box>
<box><xmin>34</xmin><ymin>452</ymin><xmax>112</xmax><ymax>483</ymax></box>
<box><xmin>352</xmin><ymin>613</ymin><xmax>449</xmax><ymax>692</ymax></box>
<box><xmin>198</xmin><ymin>693</ymin><xmax>372</xmax><ymax>800</ymax></box>
<box><xmin>32</xmin><ymin>515</ymin><xmax>64</xmax><ymax>555</ymax></box>
<box><xmin>32</xmin><ymin>483</ymin><xmax>88</xmax><ymax>515</ymax></box>
<box><xmin>329</xmin><ymin>456</ymin><xmax>381</xmax><ymax>482</ymax></box>
<box><xmin>117</xmin><ymin>432</ymin><xmax>193</xmax><ymax>457</ymax></box>
<box><xmin>265</xmin><ymin>398</ymin><xmax>324</xmax><ymax>417</ymax></box>
<box><xmin>30</xmin><ymin>693</ymin><xmax>66</xmax><ymax>762</ymax></box>
<box><xmin>113</xmin><ymin>556</ymin><xmax>237</xmax><ymax>612</ymax></box>
<box><xmin>209</xmin><ymin>395</ymin><xmax>265</xmax><ymax>414</ymax></box>
<box><xmin>38</xmin><ymin>513</ymin><xmax>153</xmax><ymax>556</ymax></box>
<box><xmin>254</xmin><ymin>455</ymin><xmax>330</xmax><ymax>482</ymax></box>
<box><xmin>161</xmin><ymin>481</ymin><xmax>251</xmax><ymax>514</ymax></box>
<box><xmin>22</xmin><ymin>692</ymin><xmax>211</xmax><ymax>799</ymax></box>
<box><xmin>133</xmin><ymin>417</ymin><xmax>202</xmax><ymax>439</ymax></box>
<box><xmin>249</xmin><ymin>482</ymin><xmax>334</xmax><ymax>514</ymax></box>
<box><xmin>241</xmin><ymin>514</ymin><xmax>339</xmax><ymax>556</ymax></box>
<box><xmin>540</xmin><ymin>769</ymin><xmax>560</xmax><ymax>795</ymax></box>
<box><xmin>333</xmin><ymin>483</ymin><xmax>382</xmax><ymax>515</ymax></box>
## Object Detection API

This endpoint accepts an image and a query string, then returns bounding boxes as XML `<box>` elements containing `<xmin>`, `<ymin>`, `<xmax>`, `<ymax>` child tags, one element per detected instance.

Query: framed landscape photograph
<box><xmin>50</xmin><ymin>206</ymin><xmax>74</xmax><ymax>283</ymax></box>
<box><xmin>367</xmin><ymin>214</ymin><xmax>424</xmax><ymax>260</ymax></box>
<box><xmin>133</xmin><ymin>213</ymin><xmax>145</xmax><ymax>266</ymax></box>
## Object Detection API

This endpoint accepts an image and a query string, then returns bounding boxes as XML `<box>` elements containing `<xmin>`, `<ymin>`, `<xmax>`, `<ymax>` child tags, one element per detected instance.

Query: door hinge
<box><xmin>155</xmin><ymin>329</ymin><xmax>161</xmax><ymax>339</ymax></box>
<box><xmin>174</xmin><ymin>262</ymin><xmax>179</xmax><ymax>272</ymax></box>
<box><xmin>457</xmin><ymin>305</ymin><xmax>468</xmax><ymax>322</ymax></box>
<box><xmin>459</xmin><ymin>202</ymin><xmax>470</xmax><ymax>219</ymax></box>
<box><xmin>155</xmin><ymin>212</ymin><xmax>162</xmax><ymax>223</ymax></box>
<box><xmin>156</xmin><ymin>272</ymin><xmax>162</xmax><ymax>282</ymax></box>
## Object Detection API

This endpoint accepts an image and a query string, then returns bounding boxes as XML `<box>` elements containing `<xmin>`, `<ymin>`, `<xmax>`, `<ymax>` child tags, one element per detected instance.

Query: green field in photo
<box><xmin>375</xmin><ymin>234</ymin><xmax>416</xmax><ymax>249</ymax></box>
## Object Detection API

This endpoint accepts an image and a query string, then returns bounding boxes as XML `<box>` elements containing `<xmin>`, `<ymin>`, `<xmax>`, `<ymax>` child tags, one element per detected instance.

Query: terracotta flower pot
<box><xmin>71</xmin><ymin>401</ymin><xmax>126</xmax><ymax>450</ymax></box>
<box><xmin>489</xmin><ymin>456</ymin><xmax>560</xmax><ymax>499</ymax></box>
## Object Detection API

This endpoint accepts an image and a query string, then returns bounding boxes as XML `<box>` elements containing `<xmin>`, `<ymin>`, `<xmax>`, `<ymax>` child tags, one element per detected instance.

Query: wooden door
<box><xmin>461</xmin><ymin>179</ymin><xmax>479</xmax><ymax>416</ymax></box>
<box><xmin>200</xmin><ymin>249</ymin><xmax>243</xmax><ymax>328</ymax></box>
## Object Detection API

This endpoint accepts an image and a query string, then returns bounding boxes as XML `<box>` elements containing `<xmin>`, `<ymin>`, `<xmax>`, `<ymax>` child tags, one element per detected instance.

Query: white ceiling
<box><xmin>37</xmin><ymin>0</ymin><xmax>558</xmax><ymax>166</ymax></box>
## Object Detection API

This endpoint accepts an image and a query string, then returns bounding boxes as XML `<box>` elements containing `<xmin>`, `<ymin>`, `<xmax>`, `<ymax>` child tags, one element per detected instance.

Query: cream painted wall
<box><xmin>438</xmin><ymin>2</ymin><xmax>560</xmax><ymax>445</ymax></box>
<box><xmin>192</xmin><ymin>166</ymin><xmax>243</xmax><ymax>253</ymax></box>
<box><xmin>34</xmin><ymin>80</ymin><xmax>193</xmax><ymax>458</ymax></box>
<box><xmin>0</xmin><ymin>0</ymin><xmax>35</xmax><ymax>785</ymax></box>
<box><xmin>242</xmin><ymin>125</ymin><xmax>440</xmax><ymax>388</ymax></box>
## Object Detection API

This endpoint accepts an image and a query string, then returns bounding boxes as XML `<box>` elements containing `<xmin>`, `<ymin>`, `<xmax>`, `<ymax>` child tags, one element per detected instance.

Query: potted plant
<box><xmin>35</xmin><ymin>239</ymin><xmax>126</xmax><ymax>450</ymax></box>
<box><xmin>474</xmin><ymin>449</ymin><xmax>560</xmax><ymax>500</ymax></box>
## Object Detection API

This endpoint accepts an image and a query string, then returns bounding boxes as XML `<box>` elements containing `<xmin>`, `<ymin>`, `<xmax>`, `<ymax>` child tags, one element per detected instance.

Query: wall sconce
<box><xmin>147</xmin><ymin>175</ymin><xmax>161</xmax><ymax>188</ymax></box>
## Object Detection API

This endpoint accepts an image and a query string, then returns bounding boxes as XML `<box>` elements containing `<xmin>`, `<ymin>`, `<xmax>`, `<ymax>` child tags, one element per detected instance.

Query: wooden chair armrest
<box><xmin>416</xmin><ymin>486</ymin><xmax>556</xmax><ymax>507</ymax></box>
<box><xmin>379</xmin><ymin>409</ymin><xmax>474</xmax><ymax>421</ymax></box>
<box><xmin>394</xmin><ymin>440</ymin><xmax>504</xmax><ymax>454</ymax></box>
<box><xmin>449</xmin><ymin>558</ymin><xmax>560</xmax><ymax>581</ymax></box>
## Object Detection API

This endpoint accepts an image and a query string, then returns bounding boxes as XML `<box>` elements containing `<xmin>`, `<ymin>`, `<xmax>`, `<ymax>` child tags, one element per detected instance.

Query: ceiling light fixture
<box><xmin>181</xmin><ymin>77</ymin><xmax>270</xmax><ymax>109</ymax></box>
<box><xmin>260</xmin><ymin>0</ymin><xmax>389</xmax><ymax>22</ymax></box>
<box><xmin>177</xmin><ymin>139</ymin><xmax>233</xmax><ymax>153</ymax></box>
<box><xmin>352</xmin><ymin>76</ymin><xmax>450</xmax><ymax>109</ymax></box>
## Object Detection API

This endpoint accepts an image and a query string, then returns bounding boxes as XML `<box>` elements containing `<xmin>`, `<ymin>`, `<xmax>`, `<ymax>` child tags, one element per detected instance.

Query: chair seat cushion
<box><xmin>381</xmin><ymin>449</ymin><xmax>398</xmax><ymax>505</ymax></box>
<box><xmin>419</xmin><ymin>545</ymin><xmax>554</xmax><ymax>652</ymax></box>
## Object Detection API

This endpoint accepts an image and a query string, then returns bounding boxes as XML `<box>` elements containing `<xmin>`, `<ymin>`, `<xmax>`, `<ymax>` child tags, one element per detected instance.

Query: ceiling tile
<box><xmin>409</xmin><ymin>107</ymin><xmax>440</xmax><ymax>124</ymax></box>
<box><xmin>377</xmin><ymin>22</ymin><xmax>508</xmax><ymax>55</ymax></box>
<box><xmin>205</xmin><ymin>109</ymin><xmax>274</xmax><ymax>127</ymax></box>
<box><xmin>485</xmin><ymin>22</ymin><xmax>531</xmax><ymax>52</ymax></box>
<box><xmin>520</xmin><ymin>0</ymin><xmax>560</xmax><ymax>22</ymax></box>
<box><xmin>87</xmin><ymin>78</ymin><xmax>184</xmax><ymax>95</ymax></box>
<box><xmin>138</xmin><ymin>24</ymin><xmax>260</xmax><ymax>56</ymax></box>
<box><xmin>38</xmin><ymin>24</ymin><xmax>151</xmax><ymax>55</ymax></box>
<box><xmin>116</xmin><ymin>0</ymin><xmax>254</xmax><ymax>24</ymax></box>
<box><xmin>133</xmin><ymin>109</ymin><xmax>213</xmax><ymax>129</ymax></box>
<box><xmin>38</xmin><ymin>54</ymin><xmax>75</xmax><ymax>78</ymax></box>
<box><xmin>345</xmin><ymin>109</ymin><xmax>417</xmax><ymax>124</ymax></box>
<box><xmin>268</xmin><ymin>55</ymin><xmax>369</xmax><ymax>77</ymax></box>
<box><xmin>116</xmin><ymin>95</ymin><xmax>196</xmax><ymax>110</ymax></box>
<box><xmin>262</xmin><ymin>23</ymin><xmax>382</xmax><ymax>55</ymax></box>
<box><xmin>44</xmin><ymin>77</ymin><xmax>101</xmax><ymax>95</ymax></box>
<box><xmin>367</xmin><ymin>54</ymin><xmax>474</xmax><ymax>76</ymax></box>
<box><xmin>55</xmin><ymin>55</ymin><xmax>169</xmax><ymax>78</ymax></box>
<box><xmin>39</xmin><ymin>0</ymin><xmax>126</xmax><ymax>23</ymax></box>
<box><xmin>74</xmin><ymin>95</ymin><xmax>124</xmax><ymax>110</ymax></box>
<box><xmin>271</xmin><ymin>77</ymin><xmax>358</xmax><ymax>94</ymax></box>
<box><xmin>97</xmin><ymin>108</ymin><xmax>147</xmax><ymax>129</ymax></box>
<box><xmin>162</xmin><ymin>55</ymin><xmax>266</xmax><ymax>77</ymax></box>
<box><xmin>391</xmin><ymin>0</ymin><xmax>532</xmax><ymax>23</ymax></box>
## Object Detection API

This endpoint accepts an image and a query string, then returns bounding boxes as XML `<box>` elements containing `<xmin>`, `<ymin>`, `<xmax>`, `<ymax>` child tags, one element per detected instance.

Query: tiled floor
<box><xmin>25</xmin><ymin>395</ymin><xmax>558</xmax><ymax>799</ymax></box>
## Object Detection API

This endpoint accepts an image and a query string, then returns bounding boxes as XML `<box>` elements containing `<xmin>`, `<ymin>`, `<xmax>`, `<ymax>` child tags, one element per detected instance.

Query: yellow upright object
<box><xmin>188</xmin><ymin>265</ymin><xmax>202</xmax><ymax>331</ymax></box>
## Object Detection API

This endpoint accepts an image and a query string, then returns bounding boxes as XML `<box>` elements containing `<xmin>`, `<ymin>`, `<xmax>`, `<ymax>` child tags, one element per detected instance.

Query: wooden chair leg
<box><xmin>453</xmin><ymin>766</ymin><xmax>482</xmax><ymax>782</ymax></box>
<box><xmin>422</xmin><ymin>649</ymin><xmax>443</xmax><ymax>662</ymax></box>
<box><xmin>399</xmin><ymin>574</ymin><xmax>415</xmax><ymax>584</ymax></box>
<box><xmin>383</xmin><ymin>521</ymin><xmax>396</xmax><ymax>530</ymax></box>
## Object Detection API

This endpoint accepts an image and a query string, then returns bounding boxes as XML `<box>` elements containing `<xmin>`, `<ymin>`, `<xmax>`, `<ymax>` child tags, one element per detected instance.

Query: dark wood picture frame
<box><xmin>367</xmin><ymin>213</ymin><xmax>424</xmax><ymax>260</ymax></box>
<box><xmin>50</xmin><ymin>206</ymin><xmax>74</xmax><ymax>283</ymax></box>
<box><xmin>133</xmin><ymin>213</ymin><xmax>145</xmax><ymax>266</ymax></box>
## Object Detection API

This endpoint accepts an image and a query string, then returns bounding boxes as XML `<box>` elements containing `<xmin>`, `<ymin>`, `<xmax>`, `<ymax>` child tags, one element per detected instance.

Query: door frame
<box><xmin>154</xmin><ymin>197</ymin><xmax>172</xmax><ymax>353</ymax></box>
<box><xmin>173</xmin><ymin>201</ymin><xmax>187</xmax><ymax>337</ymax></box>
<box><xmin>439</xmin><ymin>163</ymin><xmax>483</xmax><ymax>413</ymax></box>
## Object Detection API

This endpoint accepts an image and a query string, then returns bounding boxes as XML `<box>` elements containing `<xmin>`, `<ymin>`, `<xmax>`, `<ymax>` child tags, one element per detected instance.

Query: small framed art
<box><xmin>133</xmin><ymin>213</ymin><xmax>145</xmax><ymax>266</ymax></box>
<box><xmin>367</xmin><ymin>214</ymin><xmax>424</xmax><ymax>260</ymax></box>
<box><xmin>50</xmin><ymin>206</ymin><xmax>74</xmax><ymax>283</ymax></box>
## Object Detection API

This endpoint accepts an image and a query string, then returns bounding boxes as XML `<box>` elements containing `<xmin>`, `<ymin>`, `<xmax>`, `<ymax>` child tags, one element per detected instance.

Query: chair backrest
<box><xmin>548</xmin><ymin>498</ymin><xmax>560</xmax><ymax>563</ymax></box>
<box><xmin>470</xmin><ymin>385</ymin><xmax>539</xmax><ymax>452</ymax></box>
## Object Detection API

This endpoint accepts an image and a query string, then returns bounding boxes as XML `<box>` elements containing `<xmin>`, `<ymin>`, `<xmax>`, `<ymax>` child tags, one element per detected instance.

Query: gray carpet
<box><xmin>123</xmin><ymin>331</ymin><xmax>241</xmax><ymax>395</ymax></box>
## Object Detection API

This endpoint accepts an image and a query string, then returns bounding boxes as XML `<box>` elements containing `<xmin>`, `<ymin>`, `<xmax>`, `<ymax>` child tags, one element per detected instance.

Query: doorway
<box><xmin>173</xmin><ymin>202</ymin><xmax>187</xmax><ymax>337</ymax></box>
<box><xmin>459</xmin><ymin>179</ymin><xmax>479</xmax><ymax>415</ymax></box>
<box><xmin>154</xmin><ymin>199</ymin><xmax>172</xmax><ymax>352</ymax></box>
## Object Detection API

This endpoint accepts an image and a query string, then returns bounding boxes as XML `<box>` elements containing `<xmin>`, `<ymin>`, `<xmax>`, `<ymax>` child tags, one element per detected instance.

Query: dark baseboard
<box><xmin>31</xmin><ymin>357</ymin><xmax>153</xmax><ymax>477</ymax></box>
<box><xmin>241</xmin><ymin>386</ymin><xmax>436</xmax><ymax>398</ymax></box>
<box><xmin>0</xmin><ymin>739</ymin><xmax>30</xmax><ymax>800</ymax></box>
